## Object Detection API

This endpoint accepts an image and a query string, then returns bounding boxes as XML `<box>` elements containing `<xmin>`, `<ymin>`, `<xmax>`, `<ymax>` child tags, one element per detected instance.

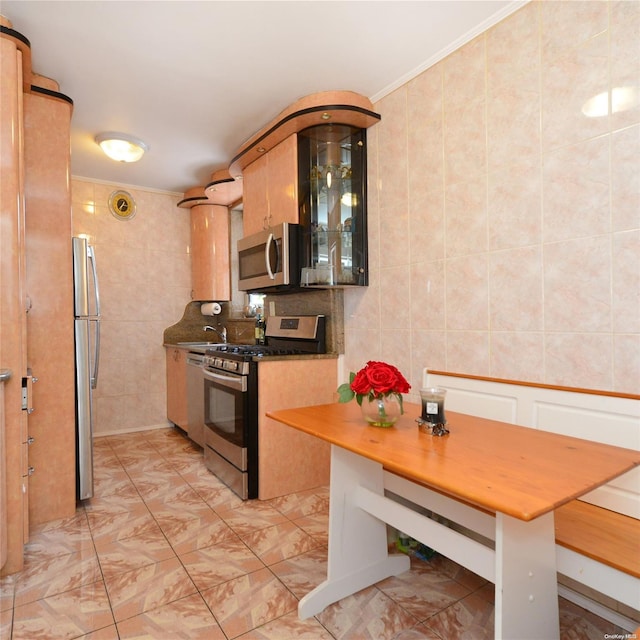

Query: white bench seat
<box><xmin>425</xmin><ymin>370</ymin><xmax>640</xmax><ymax>627</ymax></box>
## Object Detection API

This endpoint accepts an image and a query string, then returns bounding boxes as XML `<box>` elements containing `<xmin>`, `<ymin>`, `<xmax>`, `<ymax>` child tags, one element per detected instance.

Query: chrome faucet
<box><xmin>204</xmin><ymin>325</ymin><xmax>227</xmax><ymax>343</ymax></box>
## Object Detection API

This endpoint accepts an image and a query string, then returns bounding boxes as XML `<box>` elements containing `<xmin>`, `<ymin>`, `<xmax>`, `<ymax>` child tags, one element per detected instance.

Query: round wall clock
<box><xmin>108</xmin><ymin>190</ymin><xmax>136</xmax><ymax>220</ymax></box>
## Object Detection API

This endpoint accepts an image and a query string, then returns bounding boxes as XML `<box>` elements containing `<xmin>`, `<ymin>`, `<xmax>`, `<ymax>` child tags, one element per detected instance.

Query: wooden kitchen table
<box><xmin>267</xmin><ymin>401</ymin><xmax>640</xmax><ymax>640</ymax></box>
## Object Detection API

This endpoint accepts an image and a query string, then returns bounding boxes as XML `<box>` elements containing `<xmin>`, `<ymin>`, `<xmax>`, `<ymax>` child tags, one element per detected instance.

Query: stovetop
<box><xmin>205</xmin><ymin>343</ymin><xmax>310</xmax><ymax>358</ymax></box>
<box><xmin>203</xmin><ymin>315</ymin><xmax>326</xmax><ymax>371</ymax></box>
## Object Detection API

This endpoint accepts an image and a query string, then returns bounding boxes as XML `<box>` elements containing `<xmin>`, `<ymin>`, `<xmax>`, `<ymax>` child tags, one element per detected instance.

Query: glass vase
<box><xmin>360</xmin><ymin>393</ymin><xmax>402</xmax><ymax>427</ymax></box>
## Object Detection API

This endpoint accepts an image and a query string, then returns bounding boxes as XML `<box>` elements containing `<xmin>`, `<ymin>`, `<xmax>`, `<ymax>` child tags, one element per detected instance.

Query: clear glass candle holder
<box><xmin>417</xmin><ymin>387</ymin><xmax>449</xmax><ymax>436</ymax></box>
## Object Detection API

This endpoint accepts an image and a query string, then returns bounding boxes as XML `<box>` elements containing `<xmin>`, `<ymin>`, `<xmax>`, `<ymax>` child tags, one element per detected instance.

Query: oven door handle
<box><xmin>203</xmin><ymin>367</ymin><xmax>247</xmax><ymax>392</ymax></box>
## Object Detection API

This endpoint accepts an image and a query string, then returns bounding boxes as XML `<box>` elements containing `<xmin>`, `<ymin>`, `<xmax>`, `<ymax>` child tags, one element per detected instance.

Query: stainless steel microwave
<box><xmin>237</xmin><ymin>222</ymin><xmax>300</xmax><ymax>292</ymax></box>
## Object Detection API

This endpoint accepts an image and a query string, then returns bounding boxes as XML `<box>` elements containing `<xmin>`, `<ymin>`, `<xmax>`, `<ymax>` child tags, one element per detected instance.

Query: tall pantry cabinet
<box><xmin>1</xmin><ymin>18</ymin><xmax>76</xmax><ymax>575</ymax></box>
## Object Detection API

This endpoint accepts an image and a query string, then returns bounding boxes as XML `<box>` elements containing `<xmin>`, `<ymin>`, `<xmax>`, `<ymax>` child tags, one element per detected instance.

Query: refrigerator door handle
<box><xmin>91</xmin><ymin>318</ymin><xmax>100</xmax><ymax>389</ymax></box>
<box><xmin>88</xmin><ymin>244</ymin><xmax>100</xmax><ymax>317</ymax></box>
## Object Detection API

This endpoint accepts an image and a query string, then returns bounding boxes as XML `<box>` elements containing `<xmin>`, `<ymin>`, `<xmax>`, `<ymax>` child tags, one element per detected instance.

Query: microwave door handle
<box><xmin>265</xmin><ymin>233</ymin><xmax>276</xmax><ymax>280</ymax></box>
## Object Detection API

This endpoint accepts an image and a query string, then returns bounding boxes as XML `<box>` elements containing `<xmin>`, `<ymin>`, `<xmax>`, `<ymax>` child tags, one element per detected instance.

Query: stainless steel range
<box><xmin>202</xmin><ymin>315</ymin><xmax>326</xmax><ymax>499</ymax></box>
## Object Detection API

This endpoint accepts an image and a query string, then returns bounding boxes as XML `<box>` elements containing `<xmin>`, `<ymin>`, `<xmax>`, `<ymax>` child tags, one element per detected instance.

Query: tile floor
<box><xmin>0</xmin><ymin>427</ymin><xmax>632</xmax><ymax>639</ymax></box>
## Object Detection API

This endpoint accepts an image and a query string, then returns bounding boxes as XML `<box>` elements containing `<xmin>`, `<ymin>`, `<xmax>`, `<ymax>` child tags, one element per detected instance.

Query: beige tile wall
<box><xmin>72</xmin><ymin>179</ymin><xmax>191</xmax><ymax>435</ymax></box>
<box><xmin>345</xmin><ymin>0</ymin><xmax>639</xmax><ymax>397</ymax></box>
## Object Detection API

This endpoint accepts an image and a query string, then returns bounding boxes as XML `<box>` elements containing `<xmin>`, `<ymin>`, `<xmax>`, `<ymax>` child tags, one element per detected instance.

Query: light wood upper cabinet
<box><xmin>266</xmin><ymin>134</ymin><xmax>298</xmax><ymax>227</ymax></box>
<box><xmin>242</xmin><ymin>152</ymin><xmax>268</xmax><ymax>236</ymax></box>
<box><xmin>242</xmin><ymin>134</ymin><xmax>298</xmax><ymax>237</ymax></box>
<box><xmin>190</xmin><ymin>203</ymin><xmax>231</xmax><ymax>301</ymax></box>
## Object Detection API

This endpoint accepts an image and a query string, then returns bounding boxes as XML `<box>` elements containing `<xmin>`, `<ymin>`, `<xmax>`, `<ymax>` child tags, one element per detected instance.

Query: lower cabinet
<box><xmin>165</xmin><ymin>347</ymin><xmax>188</xmax><ymax>430</ymax></box>
<box><xmin>257</xmin><ymin>358</ymin><xmax>337</xmax><ymax>500</ymax></box>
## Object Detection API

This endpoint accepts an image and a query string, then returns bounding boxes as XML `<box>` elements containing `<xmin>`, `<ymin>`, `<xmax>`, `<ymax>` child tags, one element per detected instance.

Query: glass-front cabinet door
<box><xmin>298</xmin><ymin>124</ymin><xmax>368</xmax><ymax>287</ymax></box>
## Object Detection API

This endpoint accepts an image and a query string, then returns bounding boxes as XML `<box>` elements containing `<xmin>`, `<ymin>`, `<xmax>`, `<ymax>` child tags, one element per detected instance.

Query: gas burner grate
<box><xmin>206</xmin><ymin>344</ymin><xmax>308</xmax><ymax>357</ymax></box>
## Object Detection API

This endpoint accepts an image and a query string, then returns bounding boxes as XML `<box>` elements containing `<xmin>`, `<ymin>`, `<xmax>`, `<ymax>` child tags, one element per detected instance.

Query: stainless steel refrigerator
<box><xmin>72</xmin><ymin>236</ymin><xmax>101</xmax><ymax>500</ymax></box>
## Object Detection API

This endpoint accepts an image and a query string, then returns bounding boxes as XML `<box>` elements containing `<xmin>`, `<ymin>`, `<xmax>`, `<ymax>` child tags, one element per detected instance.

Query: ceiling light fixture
<box><xmin>95</xmin><ymin>132</ymin><xmax>149</xmax><ymax>163</ymax></box>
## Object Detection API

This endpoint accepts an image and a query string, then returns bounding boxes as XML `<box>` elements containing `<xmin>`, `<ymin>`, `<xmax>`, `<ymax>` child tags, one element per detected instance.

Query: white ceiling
<box><xmin>2</xmin><ymin>1</ymin><xmax>520</xmax><ymax>194</ymax></box>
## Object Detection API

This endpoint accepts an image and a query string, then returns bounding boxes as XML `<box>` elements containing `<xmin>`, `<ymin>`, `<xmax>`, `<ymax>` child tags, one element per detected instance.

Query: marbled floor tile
<box><xmin>94</xmin><ymin>527</ymin><xmax>176</xmax><ymax>579</ymax></box>
<box><xmin>427</xmin><ymin>554</ymin><xmax>488</xmax><ymax>594</ymax></box>
<box><xmin>376</xmin><ymin>562</ymin><xmax>471</xmax><ymax>621</ymax></box>
<box><xmin>14</xmin><ymin>550</ymin><xmax>102</xmax><ymax>607</ymax></box>
<box><xmin>85</xmin><ymin>502</ymin><xmax>160</xmax><ymax>544</ymax></box>
<box><xmin>93</xmin><ymin>440</ymin><xmax>117</xmax><ymax>455</ymax></box>
<box><xmin>81</xmin><ymin>624</ymin><xmax>120</xmax><ymax>639</ymax></box>
<box><xmin>167</xmin><ymin>452</ymin><xmax>207</xmax><ymax>477</ymax></box>
<box><xmin>186</xmin><ymin>474</ymin><xmax>244</xmax><ymax>512</ymax></box>
<box><xmin>0</xmin><ymin>605</ymin><xmax>13</xmax><ymax>639</ymax></box>
<box><xmin>118</xmin><ymin>455</ymin><xmax>174</xmax><ymax>475</ymax></box>
<box><xmin>0</xmin><ymin>573</ymin><xmax>16</xmax><ymax>612</ymax></box>
<box><xmin>237</xmin><ymin>609</ymin><xmax>335</xmax><ymax>639</ymax></box>
<box><xmin>150</xmin><ymin>501</ymin><xmax>237</xmax><ymax>555</ymax></box>
<box><xmin>422</xmin><ymin>592</ymin><xmax>493</xmax><ymax>640</ymax></box>
<box><xmin>116</xmin><ymin>593</ymin><xmax>226</xmax><ymax>639</ymax></box>
<box><xmin>270</xmin><ymin>547</ymin><xmax>328</xmax><ymax>599</ymax></box>
<box><xmin>217</xmin><ymin>501</ymin><xmax>289</xmax><ymax>536</ymax></box>
<box><xmin>317</xmin><ymin>585</ymin><xmax>421</xmax><ymax>640</ymax></box>
<box><xmin>180</xmin><ymin>537</ymin><xmax>264</xmax><ymax>591</ymax></box>
<box><xmin>104</xmin><ymin>556</ymin><xmax>197</xmax><ymax>623</ymax></box>
<box><xmin>201</xmin><ymin>567</ymin><xmax>298</xmax><ymax>639</ymax></box>
<box><xmin>145</xmin><ymin>482</ymin><xmax>209</xmax><ymax>510</ymax></box>
<box><xmin>269</xmin><ymin>487</ymin><xmax>330</xmax><ymax>519</ymax></box>
<box><xmin>93</xmin><ymin>436</ymin><xmax>114</xmax><ymax>451</ymax></box>
<box><xmin>108</xmin><ymin>438</ymin><xmax>157</xmax><ymax>458</ymax></box>
<box><xmin>93</xmin><ymin>462</ymin><xmax>133</xmax><ymax>480</ymax></box>
<box><xmin>84</xmin><ymin>479</ymin><xmax>145</xmax><ymax>508</ymax></box>
<box><xmin>143</xmin><ymin>427</ymin><xmax>188</xmax><ymax>449</ymax></box>
<box><xmin>25</xmin><ymin>509</ymin><xmax>94</xmax><ymax>563</ymax></box>
<box><xmin>292</xmin><ymin>511</ymin><xmax>329</xmax><ymax>546</ymax></box>
<box><xmin>240</xmin><ymin>520</ymin><xmax>321</xmax><ymax>566</ymax></box>
<box><xmin>128</xmin><ymin>471</ymin><xmax>191</xmax><ymax>501</ymax></box>
<box><xmin>559</xmin><ymin>598</ymin><xmax>629</xmax><ymax>640</ymax></box>
<box><xmin>390</xmin><ymin>625</ymin><xmax>443</xmax><ymax>639</ymax></box>
<box><xmin>11</xmin><ymin>579</ymin><xmax>114</xmax><ymax>640</ymax></box>
<box><xmin>153</xmin><ymin>435</ymin><xmax>201</xmax><ymax>455</ymax></box>
<box><xmin>92</xmin><ymin>451</ymin><xmax>122</xmax><ymax>470</ymax></box>
<box><xmin>121</xmin><ymin>458</ymin><xmax>178</xmax><ymax>480</ymax></box>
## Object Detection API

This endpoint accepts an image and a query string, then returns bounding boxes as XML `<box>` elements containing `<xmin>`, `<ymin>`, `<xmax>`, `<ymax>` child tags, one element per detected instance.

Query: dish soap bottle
<box><xmin>254</xmin><ymin>313</ymin><xmax>266</xmax><ymax>345</ymax></box>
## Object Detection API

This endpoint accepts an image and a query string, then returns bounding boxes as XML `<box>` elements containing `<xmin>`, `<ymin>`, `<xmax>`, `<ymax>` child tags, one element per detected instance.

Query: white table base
<box><xmin>299</xmin><ymin>445</ymin><xmax>560</xmax><ymax>640</ymax></box>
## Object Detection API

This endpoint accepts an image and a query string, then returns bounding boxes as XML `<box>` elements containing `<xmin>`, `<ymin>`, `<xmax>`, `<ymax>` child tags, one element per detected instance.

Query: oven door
<box><xmin>202</xmin><ymin>365</ymin><xmax>258</xmax><ymax>499</ymax></box>
<box><xmin>203</xmin><ymin>367</ymin><xmax>247</xmax><ymax>461</ymax></box>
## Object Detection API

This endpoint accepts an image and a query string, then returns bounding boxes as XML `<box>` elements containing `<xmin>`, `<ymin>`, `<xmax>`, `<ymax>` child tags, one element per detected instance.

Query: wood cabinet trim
<box><xmin>0</xmin><ymin>23</ymin><xmax>32</xmax><ymax>92</ymax></box>
<box><xmin>229</xmin><ymin>92</ymin><xmax>380</xmax><ymax>178</ymax></box>
<box><xmin>1</xmin><ymin>23</ymin><xmax>72</xmax><ymax>106</ymax></box>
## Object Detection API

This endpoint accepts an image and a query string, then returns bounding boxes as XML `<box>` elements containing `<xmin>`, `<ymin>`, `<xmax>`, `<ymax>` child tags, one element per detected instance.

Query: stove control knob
<box><xmin>225</xmin><ymin>360</ymin><xmax>239</xmax><ymax>372</ymax></box>
<box><xmin>214</xmin><ymin>358</ymin><xmax>224</xmax><ymax>368</ymax></box>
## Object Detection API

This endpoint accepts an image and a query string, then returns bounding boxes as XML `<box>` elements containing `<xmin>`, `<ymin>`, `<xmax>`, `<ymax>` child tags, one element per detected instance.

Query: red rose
<box><xmin>350</xmin><ymin>361</ymin><xmax>411</xmax><ymax>397</ymax></box>
<box><xmin>350</xmin><ymin>367</ymin><xmax>372</xmax><ymax>395</ymax></box>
